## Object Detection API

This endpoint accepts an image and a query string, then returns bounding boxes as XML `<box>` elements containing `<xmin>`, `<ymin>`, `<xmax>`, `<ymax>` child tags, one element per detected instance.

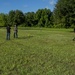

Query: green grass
<box><xmin>0</xmin><ymin>27</ymin><xmax>75</xmax><ymax>75</ymax></box>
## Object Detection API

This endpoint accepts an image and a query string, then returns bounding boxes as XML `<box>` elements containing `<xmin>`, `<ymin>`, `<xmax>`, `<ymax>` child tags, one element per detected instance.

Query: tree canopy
<box><xmin>0</xmin><ymin>0</ymin><xmax>75</xmax><ymax>29</ymax></box>
<box><xmin>54</xmin><ymin>0</ymin><xmax>75</xmax><ymax>28</ymax></box>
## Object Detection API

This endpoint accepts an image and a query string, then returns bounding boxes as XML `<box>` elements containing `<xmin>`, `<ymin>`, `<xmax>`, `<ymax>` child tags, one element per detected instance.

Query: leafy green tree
<box><xmin>0</xmin><ymin>13</ymin><xmax>7</xmax><ymax>27</ymax></box>
<box><xmin>8</xmin><ymin>10</ymin><xmax>15</xmax><ymax>26</ymax></box>
<box><xmin>24</xmin><ymin>12</ymin><xmax>35</xmax><ymax>27</ymax></box>
<box><xmin>14</xmin><ymin>10</ymin><xmax>25</xmax><ymax>26</ymax></box>
<box><xmin>36</xmin><ymin>8</ymin><xmax>52</xmax><ymax>27</ymax></box>
<box><xmin>0</xmin><ymin>8</ymin><xmax>53</xmax><ymax>27</ymax></box>
<box><xmin>7</xmin><ymin>10</ymin><xmax>25</xmax><ymax>26</ymax></box>
<box><xmin>54</xmin><ymin>0</ymin><xmax>75</xmax><ymax>28</ymax></box>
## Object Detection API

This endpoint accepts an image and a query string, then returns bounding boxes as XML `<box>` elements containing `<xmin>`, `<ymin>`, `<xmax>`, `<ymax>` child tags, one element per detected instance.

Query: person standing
<box><xmin>6</xmin><ymin>25</ymin><xmax>11</xmax><ymax>40</ymax></box>
<box><xmin>14</xmin><ymin>25</ymin><xmax>18</xmax><ymax>38</ymax></box>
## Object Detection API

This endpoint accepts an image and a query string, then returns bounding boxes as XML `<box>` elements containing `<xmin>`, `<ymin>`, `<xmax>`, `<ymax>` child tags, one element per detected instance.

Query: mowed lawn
<box><xmin>0</xmin><ymin>27</ymin><xmax>75</xmax><ymax>75</ymax></box>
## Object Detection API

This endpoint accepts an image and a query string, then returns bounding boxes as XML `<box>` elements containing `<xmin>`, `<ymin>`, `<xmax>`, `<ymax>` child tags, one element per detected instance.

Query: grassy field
<box><xmin>0</xmin><ymin>27</ymin><xmax>75</xmax><ymax>75</ymax></box>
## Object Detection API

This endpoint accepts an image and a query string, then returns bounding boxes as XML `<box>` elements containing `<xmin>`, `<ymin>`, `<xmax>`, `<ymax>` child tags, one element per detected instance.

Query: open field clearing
<box><xmin>0</xmin><ymin>28</ymin><xmax>75</xmax><ymax>75</ymax></box>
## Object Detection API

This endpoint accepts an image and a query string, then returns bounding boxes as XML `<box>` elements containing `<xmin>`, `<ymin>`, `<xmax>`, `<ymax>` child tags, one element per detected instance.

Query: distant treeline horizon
<box><xmin>0</xmin><ymin>0</ymin><xmax>75</xmax><ymax>29</ymax></box>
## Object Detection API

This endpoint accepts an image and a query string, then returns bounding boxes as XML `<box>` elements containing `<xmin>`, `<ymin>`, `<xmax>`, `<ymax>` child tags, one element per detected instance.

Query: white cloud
<box><xmin>45</xmin><ymin>6</ymin><xmax>49</xmax><ymax>9</ymax></box>
<box><xmin>42</xmin><ymin>0</ymin><xmax>56</xmax><ymax>6</ymax></box>
<box><xmin>49</xmin><ymin>0</ymin><xmax>55</xmax><ymax>6</ymax></box>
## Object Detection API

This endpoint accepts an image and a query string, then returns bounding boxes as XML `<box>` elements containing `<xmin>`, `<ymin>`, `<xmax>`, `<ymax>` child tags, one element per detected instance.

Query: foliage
<box><xmin>6</xmin><ymin>10</ymin><xmax>25</xmax><ymax>26</ymax></box>
<box><xmin>0</xmin><ymin>0</ymin><xmax>75</xmax><ymax>29</ymax></box>
<box><xmin>24</xmin><ymin>12</ymin><xmax>35</xmax><ymax>27</ymax></box>
<box><xmin>14</xmin><ymin>10</ymin><xmax>25</xmax><ymax>26</ymax></box>
<box><xmin>8</xmin><ymin>10</ymin><xmax>15</xmax><ymax>26</ymax></box>
<box><xmin>36</xmin><ymin>8</ymin><xmax>53</xmax><ymax>27</ymax></box>
<box><xmin>54</xmin><ymin>0</ymin><xmax>75</xmax><ymax>28</ymax></box>
<box><xmin>0</xmin><ymin>13</ymin><xmax>7</xmax><ymax>27</ymax></box>
<box><xmin>0</xmin><ymin>8</ymin><xmax>53</xmax><ymax>27</ymax></box>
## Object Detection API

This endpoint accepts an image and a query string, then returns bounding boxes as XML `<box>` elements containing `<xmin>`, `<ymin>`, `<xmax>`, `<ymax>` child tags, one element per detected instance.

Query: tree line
<box><xmin>0</xmin><ymin>9</ymin><xmax>53</xmax><ymax>27</ymax></box>
<box><xmin>0</xmin><ymin>0</ymin><xmax>75</xmax><ymax>29</ymax></box>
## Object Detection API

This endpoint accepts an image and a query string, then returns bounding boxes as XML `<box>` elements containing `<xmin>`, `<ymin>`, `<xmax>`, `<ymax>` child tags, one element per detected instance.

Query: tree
<box><xmin>8</xmin><ymin>10</ymin><xmax>25</xmax><ymax>26</ymax></box>
<box><xmin>24</xmin><ymin>12</ymin><xmax>35</xmax><ymax>27</ymax></box>
<box><xmin>54</xmin><ymin>0</ymin><xmax>75</xmax><ymax>28</ymax></box>
<box><xmin>14</xmin><ymin>10</ymin><xmax>25</xmax><ymax>26</ymax></box>
<box><xmin>8</xmin><ymin>10</ymin><xmax>15</xmax><ymax>26</ymax></box>
<box><xmin>0</xmin><ymin>13</ymin><xmax>7</xmax><ymax>27</ymax></box>
<box><xmin>36</xmin><ymin>8</ymin><xmax>52</xmax><ymax>27</ymax></box>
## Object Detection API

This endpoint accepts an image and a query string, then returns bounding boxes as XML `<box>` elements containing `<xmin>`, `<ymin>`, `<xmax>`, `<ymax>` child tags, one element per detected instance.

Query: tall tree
<box><xmin>36</xmin><ymin>8</ymin><xmax>52</xmax><ymax>27</ymax></box>
<box><xmin>54</xmin><ymin>0</ymin><xmax>75</xmax><ymax>28</ymax></box>
<box><xmin>8</xmin><ymin>10</ymin><xmax>15</xmax><ymax>26</ymax></box>
<box><xmin>25</xmin><ymin>12</ymin><xmax>35</xmax><ymax>27</ymax></box>
<box><xmin>14</xmin><ymin>10</ymin><xmax>25</xmax><ymax>26</ymax></box>
<box><xmin>0</xmin><ymin>13</ymin><xmax>7</xmax><ymax>27</ymax></box>
<box><xmin>8</xmin><ymin>10</ymin><xmax>24</xmax><ymax>26</ymax></box>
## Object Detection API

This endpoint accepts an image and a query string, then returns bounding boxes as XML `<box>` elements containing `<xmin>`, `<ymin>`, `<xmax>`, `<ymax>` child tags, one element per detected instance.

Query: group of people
<box><xmin>6</xmin><ymin>25</ymin><xmax>18</xmax><ymax>40</ymax></box>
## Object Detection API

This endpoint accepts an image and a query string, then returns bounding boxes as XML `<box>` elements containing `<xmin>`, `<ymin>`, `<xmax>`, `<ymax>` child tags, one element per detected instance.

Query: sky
<box><xmin>0</xmin><ymin>0</ymin><xmax>57</xmax><ymax>14</ymax></box>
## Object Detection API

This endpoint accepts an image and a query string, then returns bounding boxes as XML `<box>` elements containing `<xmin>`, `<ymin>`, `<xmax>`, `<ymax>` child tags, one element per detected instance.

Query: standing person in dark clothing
<box><xmin>6</xmin><ymin>25</ymin><xmax>11</xmax><ymax>40</ymax></box>
<box><xmin>14</xmin><ymin>25</ymin><xmax>18</xmax><ymax>38</ymax></box>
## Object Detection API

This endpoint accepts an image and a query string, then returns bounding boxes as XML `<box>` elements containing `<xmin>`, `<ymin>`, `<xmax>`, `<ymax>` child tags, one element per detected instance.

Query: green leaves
<box><xmin>36</xmin><ymin>8</ymin><xmax>52</xmax><ymax>27</ymax></box>
<box><xmin>1</xmin><ymin>8</ymin><xmax>53</xmax><ymax>27</ymax></box>
<box><xmin>54</xmin><ymin>0</ymin><xmax>75</xmax><ymax>28</ymax></box>
<box><xmin>0</xmin><ymin>13</ymin><xmax>7</xmax><ymax>27</ymax></box>
<box><xmin>8</xmin><ymin>10</ymin><xmax>25</xmax><ymax>26</ymax></box>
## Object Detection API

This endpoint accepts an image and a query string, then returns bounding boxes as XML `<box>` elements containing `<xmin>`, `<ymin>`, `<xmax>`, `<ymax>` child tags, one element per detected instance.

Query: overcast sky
<box><xmin>0</xmin><ymin>0</ymin><xmax>57</xmax><ymax>13</ymax></box>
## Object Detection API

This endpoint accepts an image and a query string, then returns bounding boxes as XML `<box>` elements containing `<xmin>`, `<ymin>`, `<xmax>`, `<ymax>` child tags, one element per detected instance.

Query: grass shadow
<box><xmin>69</xmin><ymin>31</ymin><xmax>75</xmax><ymax>33</ymax></box>
<box><xmin>17</xmin><ymin>35</ymin><xmax>33</xmax><ymax>40</ymax></box>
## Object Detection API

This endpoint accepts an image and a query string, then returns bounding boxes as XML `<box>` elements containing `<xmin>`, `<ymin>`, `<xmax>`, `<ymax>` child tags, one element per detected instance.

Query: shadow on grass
<box><xmin>17</xmin><ymin>35</ymin><xmax>33</xmax><ymax>40</ymax></box>
<box><xmin>69</xmin><ymin>31</ymin><xmax>75</xmax><ymax>33</ymax></box>
<box><xmin>73</xmin><ymin>37</ymin><xmax>75</xmax><ymax>41</ymax></box>
<box><xmin>11</xmin><ymin>36</ymin><xmax>33</xmax><ymax>46</ymax></box>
